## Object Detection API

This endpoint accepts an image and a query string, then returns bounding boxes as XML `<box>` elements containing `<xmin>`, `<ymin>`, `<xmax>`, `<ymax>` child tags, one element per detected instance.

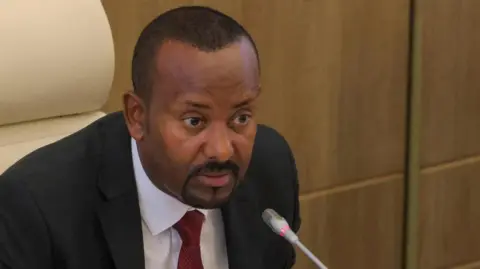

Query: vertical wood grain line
<box><xmin>403</xmin><ymin>0</ymin><xmax>422</xmax><ymax>268</ymax></box>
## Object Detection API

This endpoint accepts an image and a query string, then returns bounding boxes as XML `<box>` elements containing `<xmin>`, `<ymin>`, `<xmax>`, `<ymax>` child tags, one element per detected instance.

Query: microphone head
<box><xmin>262</xmin><ymin>208</ymin><xmax>284</xmax><ymax>227</ymax></box>
<box><xmin>262</xmin><ymin>208</ymin><xmax>298</xmax><ymax>243</ymax></box>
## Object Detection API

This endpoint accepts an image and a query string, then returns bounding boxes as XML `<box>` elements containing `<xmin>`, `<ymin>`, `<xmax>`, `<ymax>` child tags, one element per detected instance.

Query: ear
<box><xmin>123</xmin><ymin>91</ymin><xmax>147</xmax><ymax>141</ymax></box>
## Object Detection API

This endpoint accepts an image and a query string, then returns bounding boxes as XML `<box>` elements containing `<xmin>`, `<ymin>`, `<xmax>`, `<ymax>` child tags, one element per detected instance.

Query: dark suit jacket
<box><xmin>0</xmin><ymin>111</ymin><xmax>300</xmax><ymax>269</ymax></box>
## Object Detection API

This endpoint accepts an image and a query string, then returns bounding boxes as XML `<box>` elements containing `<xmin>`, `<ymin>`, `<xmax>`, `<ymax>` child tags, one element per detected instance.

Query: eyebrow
<box><xmin>185</xmin><ymin>101</ymin><xmax>210</xmax><ymax>109</ymax></box>
<box><xmin>233</xmin><ymin>98</ymin><xmax>255</xmax><ymax>109</ymax></box>
<box><xmin>184</xmin><ymin>97</ymin><xmax>255</xmax><ymax>110</ymax></box>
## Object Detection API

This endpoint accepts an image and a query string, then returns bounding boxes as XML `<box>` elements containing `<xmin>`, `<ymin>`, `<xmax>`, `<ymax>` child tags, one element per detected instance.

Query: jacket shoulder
<box><xmin>1</xmin><ymin>112</ymin><xmax>123</xmax><ymax>178</ymax></box>
<box><xmin>248</xmin><ymin>124</ymin><xmax>297</xmax><ymax>197</ymax></box>
<box><xmin>252</xmin><ymin>124</ymin><xmax>294</xmax><ymax>167</ymax></box>
<box><xmin>0</xmin><ymin>112</ymin><xmax>125</xmax><ymax>199</ymax></box>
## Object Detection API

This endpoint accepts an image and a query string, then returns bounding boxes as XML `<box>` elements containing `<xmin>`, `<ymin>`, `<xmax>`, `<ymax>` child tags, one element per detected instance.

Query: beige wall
<box><xmin>100</xmin><ymin>0</ymin><xmax>480</xmax><ymax>268</ymax></box>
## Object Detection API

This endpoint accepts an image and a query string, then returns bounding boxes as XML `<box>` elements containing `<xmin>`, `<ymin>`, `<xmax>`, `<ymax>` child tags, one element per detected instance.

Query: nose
<box><xmin>203</xmin><ymin>124</ymin><xmax>234</xmax><ymax>162</ymax></box>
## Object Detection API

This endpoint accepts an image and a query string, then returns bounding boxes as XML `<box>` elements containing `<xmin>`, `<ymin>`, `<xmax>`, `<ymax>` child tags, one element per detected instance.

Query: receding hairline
<box><xmin>153</xmin><ymin>35</ymin><xmax>259</xmax><ymax>66</ymax></box>
<box><xmin>151</xmin><ymin>37</ymin><xmax>260</xmax><ymax>91</ymax></box>
<box><xmin>145</xmin><ymin>36</ymin><xmax>260</xmax><ymax>95</ymax></box>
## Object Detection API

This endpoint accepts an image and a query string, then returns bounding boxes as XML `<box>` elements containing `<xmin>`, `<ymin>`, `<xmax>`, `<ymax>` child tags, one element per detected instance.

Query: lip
<box><xmin>200</xmin><ymin>171</ymin><xmax>230</xmax><ymax>177</ymax></box>
<box><xmin>196</xmin><ymin>173</ymin><xmax>230</xmax><ymax>187</ymax></box>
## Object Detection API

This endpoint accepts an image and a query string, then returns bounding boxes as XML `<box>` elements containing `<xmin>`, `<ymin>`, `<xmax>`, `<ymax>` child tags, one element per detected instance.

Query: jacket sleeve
<box><xmin>290</xmin><ymin>149</ymin><xmax>301</xmax><ymax>234</ymax></box>
<box><xmin>286</xmin><ymin>146</ymin><xmax>301</xmax><ymax>269</ymax></box>
<box><xmin>0</xmin><ymin>175</ymin><xmax>54</xmax><ymax>269</ymax></box>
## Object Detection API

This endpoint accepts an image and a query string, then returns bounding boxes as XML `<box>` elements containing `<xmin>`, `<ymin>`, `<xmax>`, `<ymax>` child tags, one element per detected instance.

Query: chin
<box><xmin>188</xmin><ymin>200</ymin><xmax>225</xmax><ymax>210</ymax></box>
<box><xmin>182</xmin><ymin>175</ymin><xmax>243</xmax><ymax>208</ymax></box>
<box><xmin>186</xmin><ymin>191</ymin><xmax>233</xmax><ymax>209</ymax></box>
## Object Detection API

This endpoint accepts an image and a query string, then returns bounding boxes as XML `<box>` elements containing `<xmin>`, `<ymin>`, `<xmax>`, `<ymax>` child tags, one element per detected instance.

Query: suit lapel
<box><xmin>221</xmin><ymin>176</ymin><xmax>266</xmax><ymax>269</ymax></box>
<box><xmin>96</xmin><ymin>112</ymin><xmax>145</xmax><ymax>269</ymax></box>
<box><xmin>97</xmin><ymin>192</ymin><xmax>144</xmax><ymax>269</ymax></box>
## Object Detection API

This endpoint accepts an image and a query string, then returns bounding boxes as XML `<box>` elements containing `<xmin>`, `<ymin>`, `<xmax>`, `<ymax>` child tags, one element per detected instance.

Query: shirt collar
<box><xmin>131</xmin><ymin>138</ymin><xmax>209</xmax><ymax>236</ymax></box>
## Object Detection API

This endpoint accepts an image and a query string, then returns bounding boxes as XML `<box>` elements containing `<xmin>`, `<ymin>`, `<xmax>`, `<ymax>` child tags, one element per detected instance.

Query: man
<box><xmin>0</xmin><ymin>6</ymin><xmax>300</xmax><ymax>269</ymax></box>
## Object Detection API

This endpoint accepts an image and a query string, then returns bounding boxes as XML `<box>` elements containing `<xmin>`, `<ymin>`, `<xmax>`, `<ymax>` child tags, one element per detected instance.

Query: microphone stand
<box><xmin>293</xmin><ymin>240</ymin><xmax>328</xmax><ymax>269</ymax></box>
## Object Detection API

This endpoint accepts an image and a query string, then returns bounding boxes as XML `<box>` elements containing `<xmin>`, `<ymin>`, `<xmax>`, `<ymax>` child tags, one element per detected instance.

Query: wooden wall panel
<box><xmin>417</xmin><ymin>0</ymin><xmax>480</xmax><ymax>268</ymax></box>
<box><xmin>419</xmin><ymin>159</ymin><xmax>480</xmax><ymax>269</ymax></box>
<box><xmin>295</xmin><ymin>176</ymin><xmax>404</xmax><ymax>269</ymax></box>
<box><xmin>420</xmin><ymin>0</ymin><xmax>480</xmax><ymax>167</ymax></box>
<box><xmin>334</xmin><ymin>1</ymin><xmax>408</xmax><ymax>184</ymax></box>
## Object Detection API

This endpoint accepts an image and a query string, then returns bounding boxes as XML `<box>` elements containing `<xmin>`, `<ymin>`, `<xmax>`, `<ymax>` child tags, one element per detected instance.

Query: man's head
<box><xmin>123</xmin><ymin>6</ymin><xmax>261</xmax><ymax>209</ymax></box>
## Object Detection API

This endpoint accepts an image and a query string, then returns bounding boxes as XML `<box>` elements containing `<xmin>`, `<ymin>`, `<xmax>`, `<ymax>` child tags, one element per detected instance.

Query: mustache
<box><xmin>187</xmin><ymin>160</ymin><xmax>240</xmax><ymax>178</ymax></box>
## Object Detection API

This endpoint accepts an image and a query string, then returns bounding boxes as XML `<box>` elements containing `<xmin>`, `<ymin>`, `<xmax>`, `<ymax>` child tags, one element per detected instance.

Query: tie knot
<box><xmin>174</xmin><ymin>210</ymin><xmax>205</xmax><ymax>247</ymax></box>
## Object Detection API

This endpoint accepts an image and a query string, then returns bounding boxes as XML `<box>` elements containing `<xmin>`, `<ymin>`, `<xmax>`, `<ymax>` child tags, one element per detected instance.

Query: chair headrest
<box><xmin>0</xmin><ymin>0</ymin><xmax>115</xmax><ymax>126</ymax></box>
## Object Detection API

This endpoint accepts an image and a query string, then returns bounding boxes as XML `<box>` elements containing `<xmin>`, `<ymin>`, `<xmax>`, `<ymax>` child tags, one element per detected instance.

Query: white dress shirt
<box><xmin>131</xmin><ymin>139</ymin><xmax>229</xmax><ymax>269</ymax></box>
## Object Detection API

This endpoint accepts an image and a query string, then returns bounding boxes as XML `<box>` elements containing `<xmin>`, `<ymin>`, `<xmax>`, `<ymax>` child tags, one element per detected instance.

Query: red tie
<box><xmin>174</xmin><ymin>210</ymin><xmax>205</xmax><ymax>269</ymax></box>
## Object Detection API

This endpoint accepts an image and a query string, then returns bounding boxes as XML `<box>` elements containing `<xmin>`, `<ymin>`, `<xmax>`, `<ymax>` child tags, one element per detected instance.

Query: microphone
<box><xmin>262</xmin><ymin>208</ymin><xmax>328</xmax><ymax>269</ymax></box>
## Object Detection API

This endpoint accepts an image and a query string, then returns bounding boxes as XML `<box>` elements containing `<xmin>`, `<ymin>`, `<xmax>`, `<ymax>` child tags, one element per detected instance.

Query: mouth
<box><xmin>196</xmin><ymin>171</ymin><xmax>231</xmax><ymax>187</ymax></box>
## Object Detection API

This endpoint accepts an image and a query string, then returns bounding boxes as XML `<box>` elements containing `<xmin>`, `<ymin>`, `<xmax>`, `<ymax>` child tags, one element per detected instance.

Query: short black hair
<box><xmin>131</xmin><ymin>6</ymin><xmax>259</xmax><ymax>100</ymax></box>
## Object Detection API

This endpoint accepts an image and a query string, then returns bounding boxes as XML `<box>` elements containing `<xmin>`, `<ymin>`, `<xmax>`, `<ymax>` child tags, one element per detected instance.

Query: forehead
<box><xmin>151</xmin><ymin>38</ymin><xmax>259</xmax><ymax>100</ymax></box>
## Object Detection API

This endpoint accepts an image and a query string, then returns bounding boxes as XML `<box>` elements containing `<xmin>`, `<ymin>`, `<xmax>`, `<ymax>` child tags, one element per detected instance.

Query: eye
<box><xmin>233</xmin><ymin>114</ymin><xmax>251</xmax><ymax>126</ymax></box>
<box><xmin>183</xmin><ymin>117</ymin><xmax>205</xmax><ymax>128</ymax></box>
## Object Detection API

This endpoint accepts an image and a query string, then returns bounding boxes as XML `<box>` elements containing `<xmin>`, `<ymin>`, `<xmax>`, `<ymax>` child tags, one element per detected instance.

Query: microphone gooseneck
<box><xmin>262</xmin><ymin>208</ymin><xmax>328</xmax><ymax>269</ymax></box>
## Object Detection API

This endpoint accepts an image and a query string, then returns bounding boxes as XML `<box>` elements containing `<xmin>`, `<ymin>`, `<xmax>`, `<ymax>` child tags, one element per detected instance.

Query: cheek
<box><xmin>160</xmin><ymin>122</ymin><xmax>204</xmax><ymax>165</ymax></box>
<box><xmin>234</xmin><ymin>124</ymin><xmax>257</xmax><ymax>162</ymax></box>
